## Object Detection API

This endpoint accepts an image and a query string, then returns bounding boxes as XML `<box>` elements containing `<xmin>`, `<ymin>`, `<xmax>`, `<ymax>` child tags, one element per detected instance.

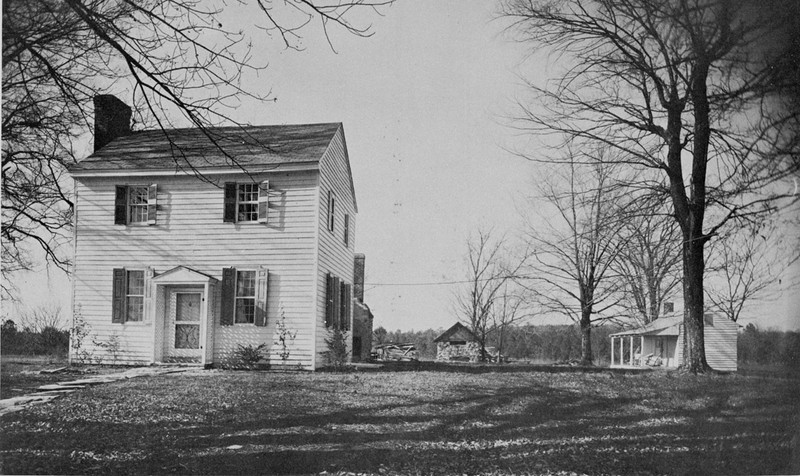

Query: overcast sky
<box><xmin>9</xmin><ymin>0</ymin><xmax>799</xmax><ymax>333</ymax></box>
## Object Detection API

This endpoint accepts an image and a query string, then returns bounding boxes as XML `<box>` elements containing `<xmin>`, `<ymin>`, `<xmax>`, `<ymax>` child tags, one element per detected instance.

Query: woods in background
<box><xmin>375</xmin><ymin>324</ymin><xmax>800</xmax><ymax>367</ymax></box>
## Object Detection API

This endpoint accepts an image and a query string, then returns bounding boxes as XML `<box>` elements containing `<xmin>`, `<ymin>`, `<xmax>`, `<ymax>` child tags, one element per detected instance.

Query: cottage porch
<box><xmin>610</xmin><ymin>317</ymin><xmax>681</xmax><ymax>369</ymax></box>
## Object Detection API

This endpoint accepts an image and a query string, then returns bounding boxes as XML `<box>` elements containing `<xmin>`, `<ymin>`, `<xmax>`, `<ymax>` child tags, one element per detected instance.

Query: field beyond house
<box><xmin>1</xmin><ymin>365</ymin><xmax>798</xmax><ymax>475</ymax></box>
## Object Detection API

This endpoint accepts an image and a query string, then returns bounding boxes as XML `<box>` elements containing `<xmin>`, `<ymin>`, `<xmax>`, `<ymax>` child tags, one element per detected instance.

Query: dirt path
<box><xmin>0</xmin><ymin>366</ymin><xmax>192</xmax><ymax>416</ymax></box>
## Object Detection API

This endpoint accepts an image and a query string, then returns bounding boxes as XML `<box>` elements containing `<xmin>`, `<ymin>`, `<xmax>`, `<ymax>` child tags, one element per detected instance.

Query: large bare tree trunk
<box><xmin>580</xmin><ymin>310</ymin><xmax>592</xmax><ymax>365</ymax></box>
<box><xmin>682</xmin><ymin>234</ymin><xmax>710</xmax><ymax>373</ymax></box>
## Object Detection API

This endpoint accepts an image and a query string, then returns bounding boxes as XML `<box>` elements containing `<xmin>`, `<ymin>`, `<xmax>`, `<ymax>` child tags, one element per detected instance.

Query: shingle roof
<box><xmin>434</xmin><ymin>322</ymin><xmax>478</xmax><ymax>343</ymax></box>
<box><xmin>610</xmin><ymin>315</ymin><xmax>682</xmax><ymax>337</ymax></box>
<box><xmin>69</xmin><ymin>123</ymin><xmax>342</xmax><ymax>172</ymax></box>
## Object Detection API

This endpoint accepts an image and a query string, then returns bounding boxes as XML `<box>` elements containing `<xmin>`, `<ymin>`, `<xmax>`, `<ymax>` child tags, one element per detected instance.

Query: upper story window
<box><xmin>327</xmin><ymin>191</ymin><xmax>336</xmax><ymax>232</ymax></box>
<box><xmin>237</xmin><ymin>183</ymin><xmax>259</xmax><ymax>222</ymax></box>
<box><xmin>224</xmin><ymin>181</ymin><xmax>269</xmax><ymax>224</ymax></box>
<box><xmin>235</xmin><ymin>270</ymin><xmax>256</xmax><ymax>324</ymax></box>
<box><xmin>115</xmin><ymin>184</ymin><xmax>157</xmax><ymax>225</ymax></box>
<box><xmin>128</xmin><ymin>187</ymin><xmax>149</xmax><ymax>223</ymax></box>
<box><xmin>344</xmin><ymin>214</ymin><xmax>350</xmax><ymax>246</ymax></box>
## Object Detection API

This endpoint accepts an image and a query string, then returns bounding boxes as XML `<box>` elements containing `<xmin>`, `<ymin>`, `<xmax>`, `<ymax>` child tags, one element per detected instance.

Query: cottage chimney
<box><xmin>94</xmin><ymin>95</ymin><xmax>131</xmax><ymax>152</ymax></box>
<box><xmin>353</xmin><ymin>253</ymin><xmax>366</xmax><ymax>302</ymax></box>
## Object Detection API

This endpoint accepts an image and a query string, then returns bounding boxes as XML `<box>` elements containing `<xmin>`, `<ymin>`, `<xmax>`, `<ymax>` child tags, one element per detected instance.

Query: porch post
<box><xmin>640</xmin><ymin>336</ymin><xmax>644</xmax><ymax>365</ymax></box>
<box><xmin>611</xmin><ymin>336</ymin><xmax>614</xmax><ymax>367</ymax></box>
<box><xmin>629</xmin><ymin>336</ymin><xmax>634</xmax><ymax>365</ymax></box>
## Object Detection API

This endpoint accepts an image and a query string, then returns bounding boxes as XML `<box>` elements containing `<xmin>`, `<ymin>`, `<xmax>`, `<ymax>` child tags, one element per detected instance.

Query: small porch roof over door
<box><xmin>610</xmin><ymin>316</ymin><xmax>681</xmax><ymax>338</ymax></box>
<box><xmin>151</xmin><ymin>266</ymin><xmax>219</xmax><ymax>285</ymax></box>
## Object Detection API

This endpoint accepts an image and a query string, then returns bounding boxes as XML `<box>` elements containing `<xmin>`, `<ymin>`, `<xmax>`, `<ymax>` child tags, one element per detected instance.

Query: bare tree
<box><xmin>502</xmin><ymin>0</ymin><xmax>799</xmax><ymax>372</ymax></box>
<box><xmin>454</xmin><ymin>229</ymin><xmax>529</xmax><ymax>362</ymax></box>
<box><xmin>521</xmin><ymin>153</ymin><xmax>623</xmax><ymax>365</ymax></box>
<box><xmin>490</xmin><ymin>281</ymin><xmax>530</xmax><ymax>361</ymax></box>
<box><xmin>705</xmin><ymin>222</ymin><xmax>796</xmax><ymax>322</ymax></box>
<box><xmin>17</xmin><ymin>303</ymin><xmax>67</xmax><ymax>332</ymax></box>
<box><xmin>2</xmin><ymin>0</ymin><xmax>391</xmax><ymax>301</ymax></box>
<box><xmin>614</xmin><ymin>198</ymin><xmax>682</xmax><ymax>326</ymax></box>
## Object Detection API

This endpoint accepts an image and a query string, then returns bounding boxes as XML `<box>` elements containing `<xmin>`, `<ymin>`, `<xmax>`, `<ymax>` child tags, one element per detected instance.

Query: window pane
<box><xmin>176</xmin><ymin>293</ymin><xmax>201</xmax><ymax>322</ymax></box>
<box><xmin>235</xmin><ymin>298</ymin><xmax>255</xmax><ymax>323</ymax></box>
<box><xmin>237</xmin><ymin>203</ymin><xmax>257</xmax><ymax>222</ymax></box>
<box><xmin>126</xmin><ymin>296</ymin><xmax>143</xmax><ymax>321</ymax></box>
<box><xmin>127</xmin><ymin>270</ymin><xmax>144</xmax><ymax>294</ymax></box>
<box><xmin>175</xmin><ymin>324</ymin><xmax>200</xmax><ymax>348</ymax></box>
<box><xmin>236</xmin><ymin>271</ymin><xmax>256</xmax><ymax>297</ymax></box>
<box><xmin>129</xmin><ymin>187</ymin><xmax>148</xmax><ymax>204</ymax></box>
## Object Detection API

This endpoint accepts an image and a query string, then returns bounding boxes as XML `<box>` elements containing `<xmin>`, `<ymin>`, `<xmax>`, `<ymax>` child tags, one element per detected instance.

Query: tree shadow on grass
<box><xmin>1</xmin><ymin>371</ymin><xmax>798</xmax><ymax>475</ymax></box>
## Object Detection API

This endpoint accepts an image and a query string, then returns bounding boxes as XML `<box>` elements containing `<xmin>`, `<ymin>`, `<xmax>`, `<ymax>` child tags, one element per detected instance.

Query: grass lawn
<box><xmin>1</xmin><ymin>365</ymin><xmax>798</xmax><ymax>475</ymax></box>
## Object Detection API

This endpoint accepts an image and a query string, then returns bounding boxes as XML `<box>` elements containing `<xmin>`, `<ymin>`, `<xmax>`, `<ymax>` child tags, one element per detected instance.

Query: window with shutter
<box><xmin>114</xmin><ymin>185</ymin><xmax>157</xmax><ymax>225</ymax></box>
<box><xmin>111</xmin><ymin>268</ymin><xmax>144</xmax><ymax>323</ymax></box>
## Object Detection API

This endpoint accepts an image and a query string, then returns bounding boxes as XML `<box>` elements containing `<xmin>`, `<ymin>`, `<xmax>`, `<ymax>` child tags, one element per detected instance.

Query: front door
<box><xmin>165</xmin><ymin>289</ymin><xmax>204</xmax><ymax>361</ymax></box>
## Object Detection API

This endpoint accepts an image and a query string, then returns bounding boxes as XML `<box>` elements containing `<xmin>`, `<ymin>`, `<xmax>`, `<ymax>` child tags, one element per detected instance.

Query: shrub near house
<box><xmin>67</xmin><ymin>95</ymin><xmax>372</xmax><ymax>369</ymax></box>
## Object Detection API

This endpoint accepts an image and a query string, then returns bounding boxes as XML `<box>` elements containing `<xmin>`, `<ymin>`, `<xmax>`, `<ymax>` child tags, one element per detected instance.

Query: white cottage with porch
<box><xmin>610</xmin><ymin>314</ymin><xmax>738</xmax><ymax>371</ymax></box>
<box><xmin>68</xmin><ymin>95</ymin><xmax>368</xmax><ymax>370</ymax></box>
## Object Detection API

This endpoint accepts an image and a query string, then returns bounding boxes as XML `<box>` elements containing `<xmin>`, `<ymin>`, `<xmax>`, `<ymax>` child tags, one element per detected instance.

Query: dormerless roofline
<box><xmin>70</xmin><ymin>163</ymin><xmax>319</xmax><ymax>178</ymax></box>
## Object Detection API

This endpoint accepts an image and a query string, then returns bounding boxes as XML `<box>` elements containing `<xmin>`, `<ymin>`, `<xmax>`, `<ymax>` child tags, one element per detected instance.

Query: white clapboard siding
<box><xmin>704</xmin><ymin>316</ymin><xmax>738</xmax><ymax>371</ymax></box>
<box><xmin>72</xmin><ymin>171</ymin><xmax>319</xmax><ymax>368</ymax></box>
<box><xmin>674</xmin><ymin>316</ymin><xmax>738</xmax><ymax>371</ymax></box>
<box><xmin>314</xmin><ymin>126</ymin><xmax>357</xmax><ymax>368</ymax></box>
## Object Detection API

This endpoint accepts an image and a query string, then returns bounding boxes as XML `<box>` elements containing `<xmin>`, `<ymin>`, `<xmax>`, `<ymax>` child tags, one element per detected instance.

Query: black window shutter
<box><xmin>325</xmin><ymin>273</ymin><xmax>334</xmax><ymax>327</ymax></box>
<box><xmin>223</xmin><ymin>183</ymin><xmax>237</xmax><ymax>222</ymax></box>
<box><xmin>114</xmin><ymin>186</ymin><xmax>128</xmax><ymax>225</ymax></box>
<box><xmin>220</xmin><ymin>267</ymin><xmax>236</xmax><ymax>326</ymax></box>
<box><xmin>333</xmin><ymin>277</ymin><xmax>341</xmax><ymax>330</ymax></box>
<box><xmin>254</xmin><ymin>267</ymin><xmax>268</xmax><ymax>327</ymax></box>
<box><xmin>146</xmin><ymin>183</ymin><xmax>158</xmax><ymax>225</ymax></box>
<box><xmin>344</xmin><ymin>283</ymin><xmax>352</xmax><ymax>331</ymax></box>
<box><xmin>112</xmin><ymin>268</ymin><xmax>126</xmax><ymax>323</ymax></box>
<box><xmin>257</xmin><ymin>180</ymin><xmax>269</xmax><ymax>224</ymax></box>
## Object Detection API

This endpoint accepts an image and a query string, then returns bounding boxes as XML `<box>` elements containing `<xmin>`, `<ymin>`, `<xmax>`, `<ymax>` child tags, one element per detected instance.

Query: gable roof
<box><xmin>69</xmin><ymin>123</ymin><xmax>342</xmax><ymax>173</ymax></box>
<box><xmin>610</xmin><ymin>316</ymin><xmax>682</xmax><ymax>337</ymax></box>
<box><xmin>434</xmin><ymin>322</ymin><xmax>478</xmax><ymax>343</ymax></box>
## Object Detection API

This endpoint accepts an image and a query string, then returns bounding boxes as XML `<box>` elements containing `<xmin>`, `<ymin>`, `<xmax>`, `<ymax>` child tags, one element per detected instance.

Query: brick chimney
<box><xmin>353</xmin><ymin>253</ymin><xmax>366</xmax><ymax>302</ymax></box>
<box><xmin>94</xmin><ymin>95</ymin><xmax>131</xmax><ymax>152</ymax></box>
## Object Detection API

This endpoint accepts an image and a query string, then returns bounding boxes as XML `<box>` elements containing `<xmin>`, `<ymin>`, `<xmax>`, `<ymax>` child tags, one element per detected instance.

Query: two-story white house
<box><xmin>67</xmin><ymin>95</ymin><xmax>369</xmax><ymax>370</ymax></box>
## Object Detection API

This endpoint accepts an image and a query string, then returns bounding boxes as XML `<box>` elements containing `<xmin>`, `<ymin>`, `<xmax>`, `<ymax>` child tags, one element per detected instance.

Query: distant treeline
<box><xmin>377</xmin><ymin>324</ymin><xmax>623</xmax><ymax>364</ymax></box>
<box><xmin>378</xmin><ymin>323</ymin><xmax>800</xmax><ymax>366</ymax></box>
<box><xmin>1</xmin><ymin>320</ymin><xmax>69</xmax><ymax>356</ymax></box>
<box><xmin>738</xmin><ymin>323</ymin><xmax>800</xmax><ymax>366</ymax></box>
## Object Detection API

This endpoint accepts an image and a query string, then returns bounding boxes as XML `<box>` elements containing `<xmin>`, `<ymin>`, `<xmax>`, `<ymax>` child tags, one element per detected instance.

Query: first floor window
<box><xmin>113</xmin><ymin>268</ymin><xmax>146</xmax><ymax>323</ymax></box>
<box><xmin>325</xmin><ymin>273</ymin><xmax>350</xmax><ymax>331</ymax></box>
<box><xmin>235</xmin><ymin>270</ymin><xmax>256</xmax><ymax>323</ymax></box>
<box><xmin>126</xmin><ymin>270</ymin><xmax>145</xmax><ymax>321</ymax></box>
